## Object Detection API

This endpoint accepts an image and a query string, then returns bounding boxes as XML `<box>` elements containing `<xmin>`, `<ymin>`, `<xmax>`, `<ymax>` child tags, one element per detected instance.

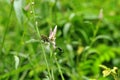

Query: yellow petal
<box><xmin>102</xmin><ymin>69</ymin><xmax>111</xmax><ymax>77</ymax></box>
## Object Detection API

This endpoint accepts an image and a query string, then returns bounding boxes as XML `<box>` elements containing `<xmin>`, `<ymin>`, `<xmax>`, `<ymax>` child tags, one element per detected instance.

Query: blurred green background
<box><xmin>0</xmin><ymin>0</ymin><xmax>120</xmax><ymax>80</ymax></box>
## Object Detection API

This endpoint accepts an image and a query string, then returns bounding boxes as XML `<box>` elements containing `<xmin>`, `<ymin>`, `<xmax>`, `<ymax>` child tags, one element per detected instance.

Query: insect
<box><xmin>41</xmin><ymin>34</ymin><xmax>50</xmax><ymax>43</ymax></box>
<box><xmin>40</xmin><ymin>25</ymin><xmax>64</xmax><ymax>53</ymax></box>
<box><xmin>57</xmin><ymin>47</ymin><xmax>64</xmax><ymax>53</ymax></box>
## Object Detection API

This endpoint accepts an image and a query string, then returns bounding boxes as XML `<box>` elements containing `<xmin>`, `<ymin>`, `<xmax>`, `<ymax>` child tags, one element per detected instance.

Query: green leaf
<box><xmin>63</xmin><ymin>22</ymin><xmax>71</xmax><ymax>38</ymax></box>
<box><xmin>13</xmin><ymin>0</ymin><xmax>24</xmax><ymax>24</ymax></box>
<box><xmin>94</xmin><ymin>35</ymin><xmax>113</xmax><ymax>42</ymax></box>
<box><xmin>14</xmin><ymin>55</ymin><xmax>19</xmax><ymax>69</ymax></box>
<box><xmin>78</xmin><ymin>29</ymin><xmax>89</xmax><ymax>44</ymax></box>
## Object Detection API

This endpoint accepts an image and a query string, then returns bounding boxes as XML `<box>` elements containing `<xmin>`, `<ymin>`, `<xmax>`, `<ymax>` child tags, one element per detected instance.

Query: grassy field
<box><xmin>0</xmin><ymin>0</ymin><xmax>120</xmax><ymax>80</ymax></box>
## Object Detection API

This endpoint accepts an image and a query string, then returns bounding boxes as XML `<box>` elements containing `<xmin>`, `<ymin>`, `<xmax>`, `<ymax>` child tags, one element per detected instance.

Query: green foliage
<box><xmin>0</xmin><ymin>0</ymin><xmax>120</xmax><ymax>80</ymax></box>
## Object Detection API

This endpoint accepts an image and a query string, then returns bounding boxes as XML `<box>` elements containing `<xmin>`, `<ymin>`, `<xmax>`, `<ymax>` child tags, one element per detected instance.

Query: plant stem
<box><xmin>30</xmin><ymin>0</ymin><xmax>51</xmax><ymax>79</ymax></box>
<box><xmin>90</xmin><ymin>20</ymin><xmax>101</xmax><ymax>46</ymax></box>
<box><xmin>53</xmin><ymin>53</ymin><xmax>65</xmax><ymax>80</ymax></box>
<box><xmin>0</xmin><ymin>4</ymin><xmax>13</xmax><ymax>53</ymax></box>
<box><xmin>50</xmin><ymin>49</ymin><xmax>55</xmax><ymax>80</ymax></box>
<box><xmin>112</xmin><ymin>73</ymin><xmax>118</xmax><ymax>80</ymax></box>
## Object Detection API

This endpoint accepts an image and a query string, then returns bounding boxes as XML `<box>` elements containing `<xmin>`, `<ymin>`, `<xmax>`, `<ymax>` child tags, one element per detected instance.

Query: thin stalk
<box><xmin>30</xmin><ymin>0</ymin><xmax>51</xmax><ymax>79</ymax></box>
<box><xmin>50</xmin><ymin>49</ymin><xmax>55</xmax><ymax>80</ymax></box>
<box><xmin>53</xmin><ymin>0</ymin><xmax>57</xmax><ymax>23</ymax></box>
<box><xmin>51</xmin><ymin>68</ymin><xmax>55</xmax><ymax>80</ymax></box>
<box><xmin>35</xmin><ymin>21</ymin><xmax>51</xmax><ymax>79</ymax></box>
<box><xmin>53</xmin><ymin>53</ymin><xmax>65</xmax><ymax>80</ymax></box>
<box><xmin>90</xmin><ymin>20</ymin><xmax>101</xmax><ymax>47</ymax></box>
<box><xmin>93</xmin><ymin>20</ymin><xmax>101</xmax><ymax>38</ymax></box>
<box><xmin>0</xmin><ymin>4</ymin><xmax>13</xmax><ymax>53</ymax></box>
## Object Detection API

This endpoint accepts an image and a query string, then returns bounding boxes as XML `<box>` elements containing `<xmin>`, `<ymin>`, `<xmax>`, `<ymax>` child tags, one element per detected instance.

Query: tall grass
<box><xmin>0</xmin><ymin>0</ymin><xmax>120</xmax><ymax>80</ymax></box>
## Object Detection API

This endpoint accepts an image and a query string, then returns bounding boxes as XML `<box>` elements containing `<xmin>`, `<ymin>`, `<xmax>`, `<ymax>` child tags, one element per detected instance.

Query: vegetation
<box><xmin>0</xmin><ymin>0</ymin><xmax>120</xmax><ymax>80</ymax></box>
